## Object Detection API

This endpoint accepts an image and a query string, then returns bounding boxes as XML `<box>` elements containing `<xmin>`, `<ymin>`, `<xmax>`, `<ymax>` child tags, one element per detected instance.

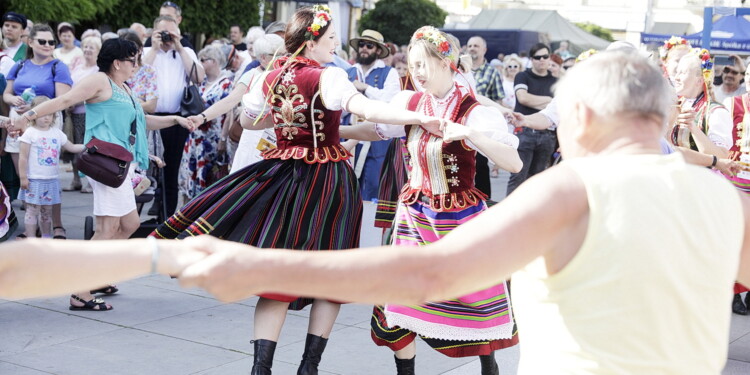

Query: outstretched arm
<box><xmin>0</xmin><ymin>239</ymin><xmax>207</xmax><ymax>299</ymax></box>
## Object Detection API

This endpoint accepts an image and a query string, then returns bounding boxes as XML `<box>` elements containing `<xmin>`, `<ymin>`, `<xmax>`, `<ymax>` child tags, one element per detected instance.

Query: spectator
<box><xmin>178</xmin><ymin>45</ymin><xmax>233</xmax><ymax>201</ymax></box>
<box><xmin>554</xmin><ymin>40</ymin><xmax>573</xmax><ymax>60</ymax></box>
<box><xmin>714</xmin><ymin>55</ymin><xmax>746</xmax><ymax>104</ymax></box>
<box><xmin>229</xmin><ymin>25</ymin><xmax>246</xmax><ymax>51</ymax></box>
<box><xmin>53</xmin><ymin>23</ymin><xmax>83</xmax><ymax>66</ymax></box>
<box><xmin>143</xmin><ymin>15</ymin><xmax>204</xmax><ymax>217</ymax></box>
<box><xmin>1</xmin><ymin>12</ymin><xmax>28</xmax><ymax>62</ymax></box>
<box><xmin>467</xmin><ymin>35</ymin><xmax>504</xmax><ymax>198</ymax></box>
<box><xmin>3</xmin><ymin>24</ymin><xmax>73</xmax><ymax>239</ymax></box>
<box><xmin>11</xmin><ymin>38</ymin><xmax>192</xmax><ymax>310</ymax></box>
<box><xmin>507</xmin><ymin>43</ymin><xmax>557</xmax><ymax>196</ymax></box>
<box><xmin>81</xmin><ymin>29</ymin><xmax>101</xmax><ymax>41</ymax></box>
<box><xmin>144</xmin><ymin>1</ymin><xmax>194</xmax><ymax>50</ymax></box>
<box><xmin>562</xmin><ymin>56</ymin><xmax>575</xmax><ymax>71</ymax></box>
<box><xmin>489</xmin><ymin>58</ymin><xmax>502</xmax><ymax>73</ymax></box>
<box><xmin>264</xmin><ymin>21</ymin><xmax>286</xmax><ymax>38</ymax></box>
<box><xmin>549</xmin><ymin>53</ymin><xmax>563</xmax><ymax>78</ymax></box>
<box><xmin>64</xmin><ymin>36</ymin><xmax>102</xmax><ymax>193</ymax></box>
<box><xmin>500</xmin><ymin>54</ymin><xmax>522</xmax><ymax>110</ymax></box>
<box><xmin>391</xmin><ymin>52</ymin><xmax>407</xmax><ymax>78</ymax></box>
<box><xmin>129</xmin><ymin>22</ymin><xmax>148</xmax><ymax>43</ymax></box>
<box><xmin>101</xmin><ymin>32</ymin><xmax>118</xmax><ymax>41</ymax></box>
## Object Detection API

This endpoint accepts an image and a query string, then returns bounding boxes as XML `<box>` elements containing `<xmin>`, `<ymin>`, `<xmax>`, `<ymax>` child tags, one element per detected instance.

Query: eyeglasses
<box><xmin>35</xmin><ymin>39</ymin><xmax>56</xmax><ymax>46</ymax></box>
<box><xmin>358</xmin><ymin>41</ymin><xmax>376</xmax><ymax>50</ymax></box>
<box><xmin>724</xmin><ymin>66</ymin><xmax>740</xmax><ymax>76</ymax></box>
<box><xmin>162</xmin><ymin>1</ymin><xmax>181</xmax><ymax>11</ymax></box>
<box><xmin>506</xmin><ymin>65</ymin><xmax>519</xmax><ymax>69</ymax></box>
<box><xmin>531</xmin><ymin>54</ymin><xmax>550</xmax><ymax>60</ymax></box>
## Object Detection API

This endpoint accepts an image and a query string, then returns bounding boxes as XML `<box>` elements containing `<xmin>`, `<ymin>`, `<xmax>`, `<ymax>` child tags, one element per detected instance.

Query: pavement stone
<box><xmin>0</xmin><ymin>166</ymin><xmax>748</xmax><ymax>374</ymax></box>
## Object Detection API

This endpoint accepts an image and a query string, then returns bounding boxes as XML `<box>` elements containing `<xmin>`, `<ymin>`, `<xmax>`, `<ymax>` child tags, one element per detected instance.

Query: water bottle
<box><xmin>21</xmin><ymin>85</ymin><xmax>36</xmax><ymax>104</ymax></box>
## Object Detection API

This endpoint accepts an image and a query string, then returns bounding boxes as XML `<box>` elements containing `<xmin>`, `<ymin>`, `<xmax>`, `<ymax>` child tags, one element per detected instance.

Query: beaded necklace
<box><xmin>422</xmin><ymin>83</ymin><xmax>462</xmax><ymax>122</ymax></box>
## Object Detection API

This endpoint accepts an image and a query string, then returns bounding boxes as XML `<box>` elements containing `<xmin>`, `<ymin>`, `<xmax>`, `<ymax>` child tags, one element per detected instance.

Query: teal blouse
<box><xmin>84</xmin><ymin>79</ymin><xmax>148</xmax><ymax>167</ymax></box>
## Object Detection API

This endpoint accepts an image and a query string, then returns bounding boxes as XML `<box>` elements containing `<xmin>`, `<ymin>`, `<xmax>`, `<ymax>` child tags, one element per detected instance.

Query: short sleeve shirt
<box><xmin>18</xmin><ymin>127</ymin><xmax>68</xmax><ymax>179</ymax></box>
<box><xmin>513</xmin><ymin>69</ymin><xmax>556</xmax><ymax>115</ymax></box>
<box><xmin>7</xmin><ymin>59</ymin><xmax>73</xmax><ymax>98</ymax></box>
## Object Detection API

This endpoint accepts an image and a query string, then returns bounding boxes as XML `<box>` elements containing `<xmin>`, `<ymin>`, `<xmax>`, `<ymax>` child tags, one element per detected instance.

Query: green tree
<box><xmin>97</xmin><ymin>0</ymin><xmax>261</xmax><ymax>39</ymax></box>
<box><xmin>1</xmin><ymin>0</ymin><xmax>114</xmax><ymax>24</ymax></box>
<box><xmin>575</xmin><ymin>22</ymin><xmax>614</xmax><ymax>42</ymax></box>
<box><xmin>359</xmin><ymin>0</ymin><xmax>448</xmax><ymax>46</ymax></box>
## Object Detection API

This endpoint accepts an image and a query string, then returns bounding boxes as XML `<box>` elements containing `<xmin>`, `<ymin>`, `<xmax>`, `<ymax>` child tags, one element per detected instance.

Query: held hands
<box><xmin>675</xmin><ymin>109</ymin><xmax>698</xmax><ymax>132</ymax></box>
<box><xmin>9</xmin><ymin>115</ymin><xmax>29</xmax><ymax>137</ymax></box>
<box><xmin>175</xmin><ymin>116</ymin><xmax>196</xmax><ymax>132</ymax></box>
<box><xmin>186</xmin><ymin>114</ymin><xmax>205</xmax><ymax>130</ymax></box>
<box><xmin>505</xmin><ymin>112</ymin><xmax>525</xmax><ymax>128</ymax></box>
<box><xmin>419</xmin><ymin>115</ymin><xmax>444</xmax><ymax>137</ymax></box>
<box><xmin>441</xmin><ymin>120</ymin><xmax>473</xmax><ymax>143</ymax></box>
<box><xmin>716</xmin><ymin>158</ymin><xmax>743</xmax><ymax>176</ymax></box>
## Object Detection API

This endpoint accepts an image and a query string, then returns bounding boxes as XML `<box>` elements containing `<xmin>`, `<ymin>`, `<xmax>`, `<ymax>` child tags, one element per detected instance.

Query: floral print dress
<box><xmin>178</xmin><ymin>72</ymin><xmax>234</xmax><ymax>199</ymax></box>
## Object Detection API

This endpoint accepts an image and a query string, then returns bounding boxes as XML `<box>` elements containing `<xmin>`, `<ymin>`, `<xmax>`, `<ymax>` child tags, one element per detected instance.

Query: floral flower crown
<box><xmin>691</xmin><ymin>48</ymin><xmax>713</xmax><ymax>80</ymax></box>
<box><xmin>412</xmin><ymin>26</ymin><xmax>456</xmax><ymax>62</ymax></box>
<box><xmin>575</xmin><ymin>49</ymin><xmax>598</xmax><ymax>63</ymax></box>
<box><xmin>305</xmin><ymin>5</ymin><xmax>331</xmax><ymax>40</ymax></box>
<box><xmin>659</xmin><ymin>36</ymin><xmax>690</xmax><ymax>60</ymax></box>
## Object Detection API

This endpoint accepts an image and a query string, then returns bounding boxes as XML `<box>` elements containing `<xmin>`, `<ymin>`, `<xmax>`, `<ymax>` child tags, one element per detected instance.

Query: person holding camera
<box><xmin>143</xmin><ymin>15</ymin><xmax>204</xmax><ymax>217</ymax></box>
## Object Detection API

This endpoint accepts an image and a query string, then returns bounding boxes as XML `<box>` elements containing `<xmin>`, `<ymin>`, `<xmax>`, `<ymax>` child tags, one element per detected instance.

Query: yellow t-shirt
<box><xmin>512</xmin><ymin>153</ymin><xmax>744</xmax><ymax>374</ymax></box>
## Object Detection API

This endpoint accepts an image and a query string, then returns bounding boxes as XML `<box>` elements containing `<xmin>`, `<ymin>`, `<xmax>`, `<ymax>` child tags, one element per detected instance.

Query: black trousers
<box><xmin>475</xmin><ymin>153</ymin><xmax>491</xmax><ymax>198</ymax></box>
<box><xmin>157</xmin><ymin>113</ymin><xmax>189</xmax><ymax>217</ymax></box>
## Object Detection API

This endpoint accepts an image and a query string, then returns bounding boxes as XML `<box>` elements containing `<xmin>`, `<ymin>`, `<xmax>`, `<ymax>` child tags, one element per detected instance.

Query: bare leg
<box><xmin>38</xmin><ymin>205</ymin><xmax>52</xmax><ymax>238</ymax></box>
<box><xmin>253</xmin><ymin>297</ymin><xmax>290</xmax><ymax>341</ymax></box>
<box><xmin>395</xmin><ymin>341</ymin><xmax>416</xmax><ymax>359</ymax></box>
<box><xmin>307</xmin><ymin>300</ymin><xmax>341</xmax><ymax>338</ymax></box>
<box><xmin>23</xmin><ymin>204</ymin><xmax>39</xmax><ymax>237</ymax></box>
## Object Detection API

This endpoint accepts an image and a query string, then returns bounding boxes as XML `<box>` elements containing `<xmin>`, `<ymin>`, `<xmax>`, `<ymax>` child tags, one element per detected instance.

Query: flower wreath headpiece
<box><xmin>305</xmin><ymin>5</ymin><xmax>331</xmax><ymax>40</ymax></box>
<box><xmin>659</xmin><ymin>36</ymin><xmax>690</xmax><ymax>61</ymax></box>
<box><xmin>691</xmin><ymin>48</ymin><xmax>713</xmax><ymax>82</ymax></box>
<box><xmin>412</xmin><ymin>26</ymin><xmax>457</xmax><ymax>63</ymax></box>
<box><xmin>575</xmin><ymin>49</ymin><xmax>598</xmax><ymax>63</ymax></box>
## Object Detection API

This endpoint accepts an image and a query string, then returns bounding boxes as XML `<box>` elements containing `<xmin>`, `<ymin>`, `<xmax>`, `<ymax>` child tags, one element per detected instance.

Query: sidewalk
<box><xmin>0</xmin><ymin>169</ymin><xmax>749</xmax><ymax>374</ymax></box>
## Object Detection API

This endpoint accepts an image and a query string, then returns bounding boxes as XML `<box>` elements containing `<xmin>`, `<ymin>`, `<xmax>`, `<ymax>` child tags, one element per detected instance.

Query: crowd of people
<box><xmin>1</xmin><ymin>3</ymin><xmax>750</xmax><ymax>375</ymax></box>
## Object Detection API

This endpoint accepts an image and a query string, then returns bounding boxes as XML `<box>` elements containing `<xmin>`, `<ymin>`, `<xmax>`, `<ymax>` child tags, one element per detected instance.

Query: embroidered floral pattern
<box><xmin>271</xmin><ymin>83</ymin><xmax>309</xmax><ymax>140</ymax></box>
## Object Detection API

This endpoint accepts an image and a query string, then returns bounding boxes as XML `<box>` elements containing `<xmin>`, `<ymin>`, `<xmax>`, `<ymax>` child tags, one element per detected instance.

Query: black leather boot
<box><xmin>251</xmin><ymin>339</ymin><xmax>277</xmax><ymax>375</ymax></box>
<box><xmin>479</xmin><ymin>352</ymin><xmax>499</xmax><ymax>375</ymax></box>
<box><xmin>297</xmin><ymin>334</ymin><xmax>328</xmax><ymax>375</ymax></box>
<box><xmin>394</xmin><ymin>355</ymin><xmax>415</xmax><ymax>375</ymax></box>
<box><xmin>733</xmin><ymin>294</ymin><xmax>748</xmax><ymax>315</ymax></box>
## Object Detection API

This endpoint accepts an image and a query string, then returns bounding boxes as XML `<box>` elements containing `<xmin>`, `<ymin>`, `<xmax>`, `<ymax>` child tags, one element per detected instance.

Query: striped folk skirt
<box><xmin>374</xmin><ymin>138</ymin><xmax>409</xmax><ymax>229</ymax></box>
<box><xmin>371</xmin><ymin>201</ymin><xmax>519</xmax><ymax>357</ymax></box>
<box><xmin>151</xmin><ymin>157</ymin><xmax>363</xmax><ymax>310</ymax></box>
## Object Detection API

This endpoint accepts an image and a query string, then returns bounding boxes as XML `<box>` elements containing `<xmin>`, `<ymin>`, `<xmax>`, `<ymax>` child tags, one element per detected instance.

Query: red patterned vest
<box><xmin>399</xmin><ymin>89</ymin><xmax>487</xmax><ymax>212</ymax></box>
<box><xmin>261</xmin><ymin>59</ymin><xmax>350</xmax><ymax>164</ymax></box>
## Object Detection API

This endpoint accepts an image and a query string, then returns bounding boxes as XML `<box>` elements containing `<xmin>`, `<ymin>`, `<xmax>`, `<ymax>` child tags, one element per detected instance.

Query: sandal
<box><xmin>16</xmin><ymin>233</ymin><xmax>27</xmax><ymax>240</ymax></box>
<box><xmin>69</xmin><ymin>295</ymin><xmax>113</xmax><ymax>311</ymax></box>
<box><xmin>90</xmin><ymin>285</ymin><xmax>119</xmax><ymax>295</ymax></box>
<box><xmin>53</xmin><ymin>226</ymin><xmax>67</xmax><ymax>240</ymax></box>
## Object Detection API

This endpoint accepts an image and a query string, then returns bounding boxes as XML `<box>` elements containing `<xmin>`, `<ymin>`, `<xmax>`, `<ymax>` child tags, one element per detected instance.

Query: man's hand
<box><xmin>505</xmin><ymin>112</ymin><xmax>525</xmax><ymax>127</ymax></box>
<box><xmin>170</xmin><ymin>30</ymin><xmax>183</xmax><ymax>51</ymax></box>
<box><xmin>353</xmin><ymin>81</ymin><xmax>368</xmax><ymax>93</ymax></box>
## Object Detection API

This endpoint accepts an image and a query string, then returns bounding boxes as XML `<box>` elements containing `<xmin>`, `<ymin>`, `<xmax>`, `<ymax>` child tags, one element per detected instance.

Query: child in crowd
<box><xmin>17</xmin><ymin>96</ymin><xmax>84</xmax><ymax>238</ymax></box>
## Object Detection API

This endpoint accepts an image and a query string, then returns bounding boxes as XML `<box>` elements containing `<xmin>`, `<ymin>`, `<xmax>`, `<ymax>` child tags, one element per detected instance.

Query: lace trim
<box><xmin>262</xmin><ymin>144</ymin><xmax>351</xmax><ymax>164</ymax></box>
<box><xmin>383</xmin><ymin>311</ymin><xmax>515</xmax><ymax>341</ymax></box>
<box><xmin>399</xmin><ymin>185</ymin><xmax>487</xmax><ymax>212</ymax></box>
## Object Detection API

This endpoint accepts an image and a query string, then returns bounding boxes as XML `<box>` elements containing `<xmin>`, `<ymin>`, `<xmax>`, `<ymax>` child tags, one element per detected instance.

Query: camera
<box><xmin>160</xmin><ymin>31</ymin><xmax>172</xmax><ymax>43</ymax></box>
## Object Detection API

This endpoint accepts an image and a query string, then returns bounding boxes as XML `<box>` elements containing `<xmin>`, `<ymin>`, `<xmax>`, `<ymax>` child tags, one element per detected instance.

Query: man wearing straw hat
<box><xmin>344</xmin><ymin>30</ymin><xmax>401</xmax><ymax>201</ymax></box>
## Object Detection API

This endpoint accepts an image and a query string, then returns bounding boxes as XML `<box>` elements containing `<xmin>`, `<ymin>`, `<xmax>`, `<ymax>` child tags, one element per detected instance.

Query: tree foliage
<box><xmin>1</xmin><ymin>0</ymin><xmax>114</xmax><ymax>24</ymax></box>
<box><xmin>359</xmin><ymin>0</ymin><xmax>448</xmax><ymax>46</ymax></box>
<box><xmin>1</xmin><ymin>0</ymin><xmax>261</xmax><ymax>39</ymax></box>
<box><xmin>575</xmin><ymin>22</ymin><xmax>614</xmax><ymax>42</ymax></box>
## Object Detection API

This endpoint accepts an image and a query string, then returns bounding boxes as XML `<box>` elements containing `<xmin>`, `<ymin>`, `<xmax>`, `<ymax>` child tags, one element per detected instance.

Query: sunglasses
<box><xmin>35</xmin><ymin>39</ymin><xmax>56</xmax><ymax>46</ymax></box>
<box><xmin>162</xmin><ymin>1</ymin><xmax>181</xmax><ymax>11</ymax></box>
<box><xmin>506</xmin><ymin>65</ymin><xmax>519</xmax><ymax>69</ymax></box>
<box><xmin>531</xmin><ymin>54</ymin><xmax>550</xmax><ymax>60</ymax></box>
<box><xmin>358</xmin><ymin>41</ymin><xmax>376</xmax><ymax>50</ymax></box>
<box><xmin>120</xmin><ymin>57</ymin><xmax>138</xmax><ymax>65</ymax></box>
<box><xmin>724</xmin><ymin>66</ymin><xmax>740</xmax><ymax>76</ymax></box>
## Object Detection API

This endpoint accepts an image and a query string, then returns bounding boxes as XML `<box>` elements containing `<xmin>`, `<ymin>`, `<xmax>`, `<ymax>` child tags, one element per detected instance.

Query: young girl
<box><xmin>17</xmin><ymin>96</ymin><xmax>84</xmax><ymax>238</ymax></box>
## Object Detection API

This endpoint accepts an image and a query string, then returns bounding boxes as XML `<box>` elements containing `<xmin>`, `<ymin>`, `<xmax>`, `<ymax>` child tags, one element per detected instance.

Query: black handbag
<box><xmin>76</xmin><ymin>86</ymin><xmax>138</xmax><ymax>188</ymax></box>
<box><xmin>180</xmin><ymin>62</ymin><xmax>205</xmax><ymax>117</ymax></box>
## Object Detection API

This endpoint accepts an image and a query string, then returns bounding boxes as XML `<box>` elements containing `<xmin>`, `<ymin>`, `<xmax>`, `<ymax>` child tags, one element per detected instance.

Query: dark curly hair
<box><xmin>97</xmin><ymin>38</ymin><xmax>139</xmax><ymax>73</ymax></box>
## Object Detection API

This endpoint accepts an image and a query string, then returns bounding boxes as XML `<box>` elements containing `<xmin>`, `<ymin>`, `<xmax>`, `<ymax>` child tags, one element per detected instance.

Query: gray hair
<box><xmin>556</xmin><ymin>51</ymin><xmax>672</xmax><ymax>124</ymax></box>
<box><xmin>245</xmin><ymin>26</ymin><xmax>265</xmax><ymax>44</ymax></box>
<box><xmin>253</xmin><ymin>33</ymin><xmax>285</xmax><ymax>57</ymax></box>
<box><xmin>198</xmin><ymin>45</ymin><xmax>226</xmax><ymax>68</ymax></box>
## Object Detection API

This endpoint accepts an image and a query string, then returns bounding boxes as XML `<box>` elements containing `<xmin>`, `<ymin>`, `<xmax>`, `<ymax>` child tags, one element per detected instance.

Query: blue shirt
<box><xmin>7</xmin><ymin>59</ymin><xmax>73</xmax><ymax>98</ymax></box>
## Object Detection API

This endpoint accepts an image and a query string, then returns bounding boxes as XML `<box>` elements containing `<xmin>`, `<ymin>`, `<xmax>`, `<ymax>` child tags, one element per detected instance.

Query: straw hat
<box><xmin>349</xmin><ymin>30</ymin><xmax>390</xmax><ymax>59</ymax></box>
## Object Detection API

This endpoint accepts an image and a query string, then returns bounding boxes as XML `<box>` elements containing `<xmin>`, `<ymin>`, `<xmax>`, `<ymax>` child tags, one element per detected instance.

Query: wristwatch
<box><xmin>23</xmin><ymin>110</ymin><xmax>36</xmax><ymax>121</ymax></box>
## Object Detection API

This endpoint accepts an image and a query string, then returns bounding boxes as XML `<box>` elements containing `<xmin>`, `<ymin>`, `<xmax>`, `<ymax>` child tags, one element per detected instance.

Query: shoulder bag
<box><xmin>180</xmin><ymin>62</ymin><xmax>205</xmax><ymax>117</ymax></box>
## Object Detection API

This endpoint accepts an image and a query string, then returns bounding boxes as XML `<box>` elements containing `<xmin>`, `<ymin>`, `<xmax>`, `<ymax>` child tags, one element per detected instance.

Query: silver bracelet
<box><xmin>147</xmin><ymin>236</ymin><xmax>160</xmax><ymax>274</ymax></box>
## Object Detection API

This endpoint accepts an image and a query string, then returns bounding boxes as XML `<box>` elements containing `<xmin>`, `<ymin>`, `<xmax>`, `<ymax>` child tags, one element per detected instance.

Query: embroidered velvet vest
<box><xmin>729</xmin><ymin>94</ymin><xmax>750</xmax><ymax>157</ymax></box>
<box><xmin>399</xmin><ymin>90</ymin><xmax>487</xmax><ymax>212</ymax></box>
<box><xmin>261</xmin><ymin>61</ymin><xmax>349</xmax><ymax>164</ymax></box>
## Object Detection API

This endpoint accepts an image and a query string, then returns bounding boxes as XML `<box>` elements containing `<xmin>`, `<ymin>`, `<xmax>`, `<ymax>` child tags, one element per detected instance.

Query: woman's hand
<box><xmin>175</xmin><ymin>116</ymin><xmax>195</xmax><ymax>131</ymax></box>
<box><xmin>419</xmin><ymin>114</ymin><xmax>443</xmax><ymax>137</ymax></box>
<box><xmin>676</xmin><ymin>109</ymin><xmax>698</xmax><ymax>132</ymax></box>
<box><xmin>441</xmin><ymin>121</ymin><xmax>473</xmax><ymax>143</ymax></box>
<box><xmin>717</xmin><ymin>158</ymin><xmax>742</xmax><ymax>176</ymax></box>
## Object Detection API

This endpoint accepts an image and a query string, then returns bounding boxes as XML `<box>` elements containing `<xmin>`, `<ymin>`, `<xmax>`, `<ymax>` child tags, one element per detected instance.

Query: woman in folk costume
<box><xmin>723</xmin><ymin>62</ymin><xmax>750</xmax><ymax>315</ymax></box>
<box><xmin>151</xmin><ymin>6</ymin><xmax>442</xmax><ymax>375</ymax></box>
<box><xmin>344</xmin><ymin>26</ymin><xmax>523</xmax><ymax>374</ymax></box>
<box><xmin>670</xmin><ymin>49</ymin><xmax>732</xmax><ymax>159</ymax></box>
